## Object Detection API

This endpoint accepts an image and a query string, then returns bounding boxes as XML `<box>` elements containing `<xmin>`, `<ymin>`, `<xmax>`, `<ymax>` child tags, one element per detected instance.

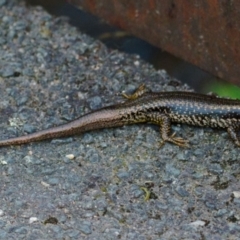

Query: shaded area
<box><xmin>25</xmin><ymin>0</ymin><xmax>213</xmax><ymax>92</ymax></box>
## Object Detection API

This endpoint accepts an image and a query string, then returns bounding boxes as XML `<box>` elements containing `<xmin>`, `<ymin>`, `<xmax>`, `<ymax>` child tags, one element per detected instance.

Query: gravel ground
<box><xmin>0</xmin><ymin>1</ymin><xmax>240</xmax><ymax>239</ymax></box>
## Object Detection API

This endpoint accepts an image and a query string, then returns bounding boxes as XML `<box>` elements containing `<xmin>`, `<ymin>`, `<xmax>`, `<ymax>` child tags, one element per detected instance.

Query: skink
<box><xmin>0</xmin><ymin>84</ymin><xmax>240</xmax><ymax>147</ymax></box>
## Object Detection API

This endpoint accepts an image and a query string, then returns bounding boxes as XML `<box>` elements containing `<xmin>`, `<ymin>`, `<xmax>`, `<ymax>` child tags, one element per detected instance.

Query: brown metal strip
<box><xmin>69</xmin><ymin>0</ymin><xmax>240</xmax><ymax>85</ymax></box>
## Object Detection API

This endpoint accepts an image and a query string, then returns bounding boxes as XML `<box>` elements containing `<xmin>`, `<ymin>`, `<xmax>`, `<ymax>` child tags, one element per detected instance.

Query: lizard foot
<box><xmin>163</xmin><ymin>132</ymin><xmax>189</xmax><ymax>148</ymax></box>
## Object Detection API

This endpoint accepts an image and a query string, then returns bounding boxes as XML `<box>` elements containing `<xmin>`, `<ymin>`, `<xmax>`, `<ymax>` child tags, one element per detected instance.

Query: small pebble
<box><xmin>66</xmin><ymin>154</ymin><xmax>75</xmax><ymax>160</ymax></box>
<box><xmin>88</xmin><ymin>96</ymin><xmax>102</xmax><ymax>110</ymax></box>
<box><xmin>175</xmin><ymin>186</ymin><xmax>189</xmax><ymax>197</ymax></box>
<box><xmin>232</xmin><ymin>191</ymin><xmax>240</xmax><ymax>198</ymax></box>
<box><xmin>79</xmin><ymin>221</ymin><xmax>92</xmax><ymax>235</ymax></box>
<box><xmin>189</xmin><ymin>220</ymin><xmax>206</xmax><ymax>227</ymax></box>
<box><xmin>41</xmin><ymin>181</ymin><xmax>50</xmax><ymax>187</ymax></box>
<box><xmin>47</xmin><ymin>178</ymin><xmax>59</xmax><ymax>185</ymax></box>
<box><xmin>29</xmin><ymin>217</ymin><xmax>38</xmax><ymax>224</ymax></box>
<box><xmin>0</xmin><ymin>210</ymin><xmax>4</xmax><ymax>217</ymax></box>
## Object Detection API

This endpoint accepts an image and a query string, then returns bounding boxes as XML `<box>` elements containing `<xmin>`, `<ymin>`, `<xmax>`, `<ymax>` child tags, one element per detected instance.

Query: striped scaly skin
<box><xmin>0</xmin><ymin>84</ymin><xmax>240</xmax><ymax>147</ymax></box>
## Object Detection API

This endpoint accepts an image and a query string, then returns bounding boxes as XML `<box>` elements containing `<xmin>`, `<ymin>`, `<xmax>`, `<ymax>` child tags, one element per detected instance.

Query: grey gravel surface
<box><xmin>0</xmin><ymin>1</ymin><xmax>240</xmax><ymax>239</ymax></box>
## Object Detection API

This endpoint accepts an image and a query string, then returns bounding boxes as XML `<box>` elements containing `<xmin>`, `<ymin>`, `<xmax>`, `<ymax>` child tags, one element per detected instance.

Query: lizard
<box><xmin>0</xmin><ymin>84</ymin><xmax>240</xmax><ymax>147</ymax></box>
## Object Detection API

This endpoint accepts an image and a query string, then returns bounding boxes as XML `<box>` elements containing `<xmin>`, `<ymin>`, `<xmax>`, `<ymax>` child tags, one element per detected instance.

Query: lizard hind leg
<box><xmin>227</xmin><ymin>126</ymin><xmax>240</xmax><ymax>147</ymax></box>
<box><xmin>122</xmin><ymin>84</ymin><xmax>151</xmax><ymax>100</ymax></box>
<box><xmin>147</xmin><ymin>112</ymin><xmax>189</xmax><ymax>148</ymax></box>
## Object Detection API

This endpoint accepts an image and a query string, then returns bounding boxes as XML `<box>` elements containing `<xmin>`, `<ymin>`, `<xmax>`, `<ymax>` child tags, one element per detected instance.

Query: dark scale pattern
<box><xmin>118</xmin><ymin>92</ymin><xmax>240</xmax><ymax>127</ymax></box>
<box><xmin>118</xmin><ymin>90</ymin><xmax>240</xmax><ymax>146</ymax></box>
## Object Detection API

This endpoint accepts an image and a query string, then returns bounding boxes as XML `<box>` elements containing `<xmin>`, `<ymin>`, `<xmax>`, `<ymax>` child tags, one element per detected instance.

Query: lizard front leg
<box><xmin>122</xmin><ymin>84</ymin><xmax>151</xmax><ymax>100</ymax></box>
